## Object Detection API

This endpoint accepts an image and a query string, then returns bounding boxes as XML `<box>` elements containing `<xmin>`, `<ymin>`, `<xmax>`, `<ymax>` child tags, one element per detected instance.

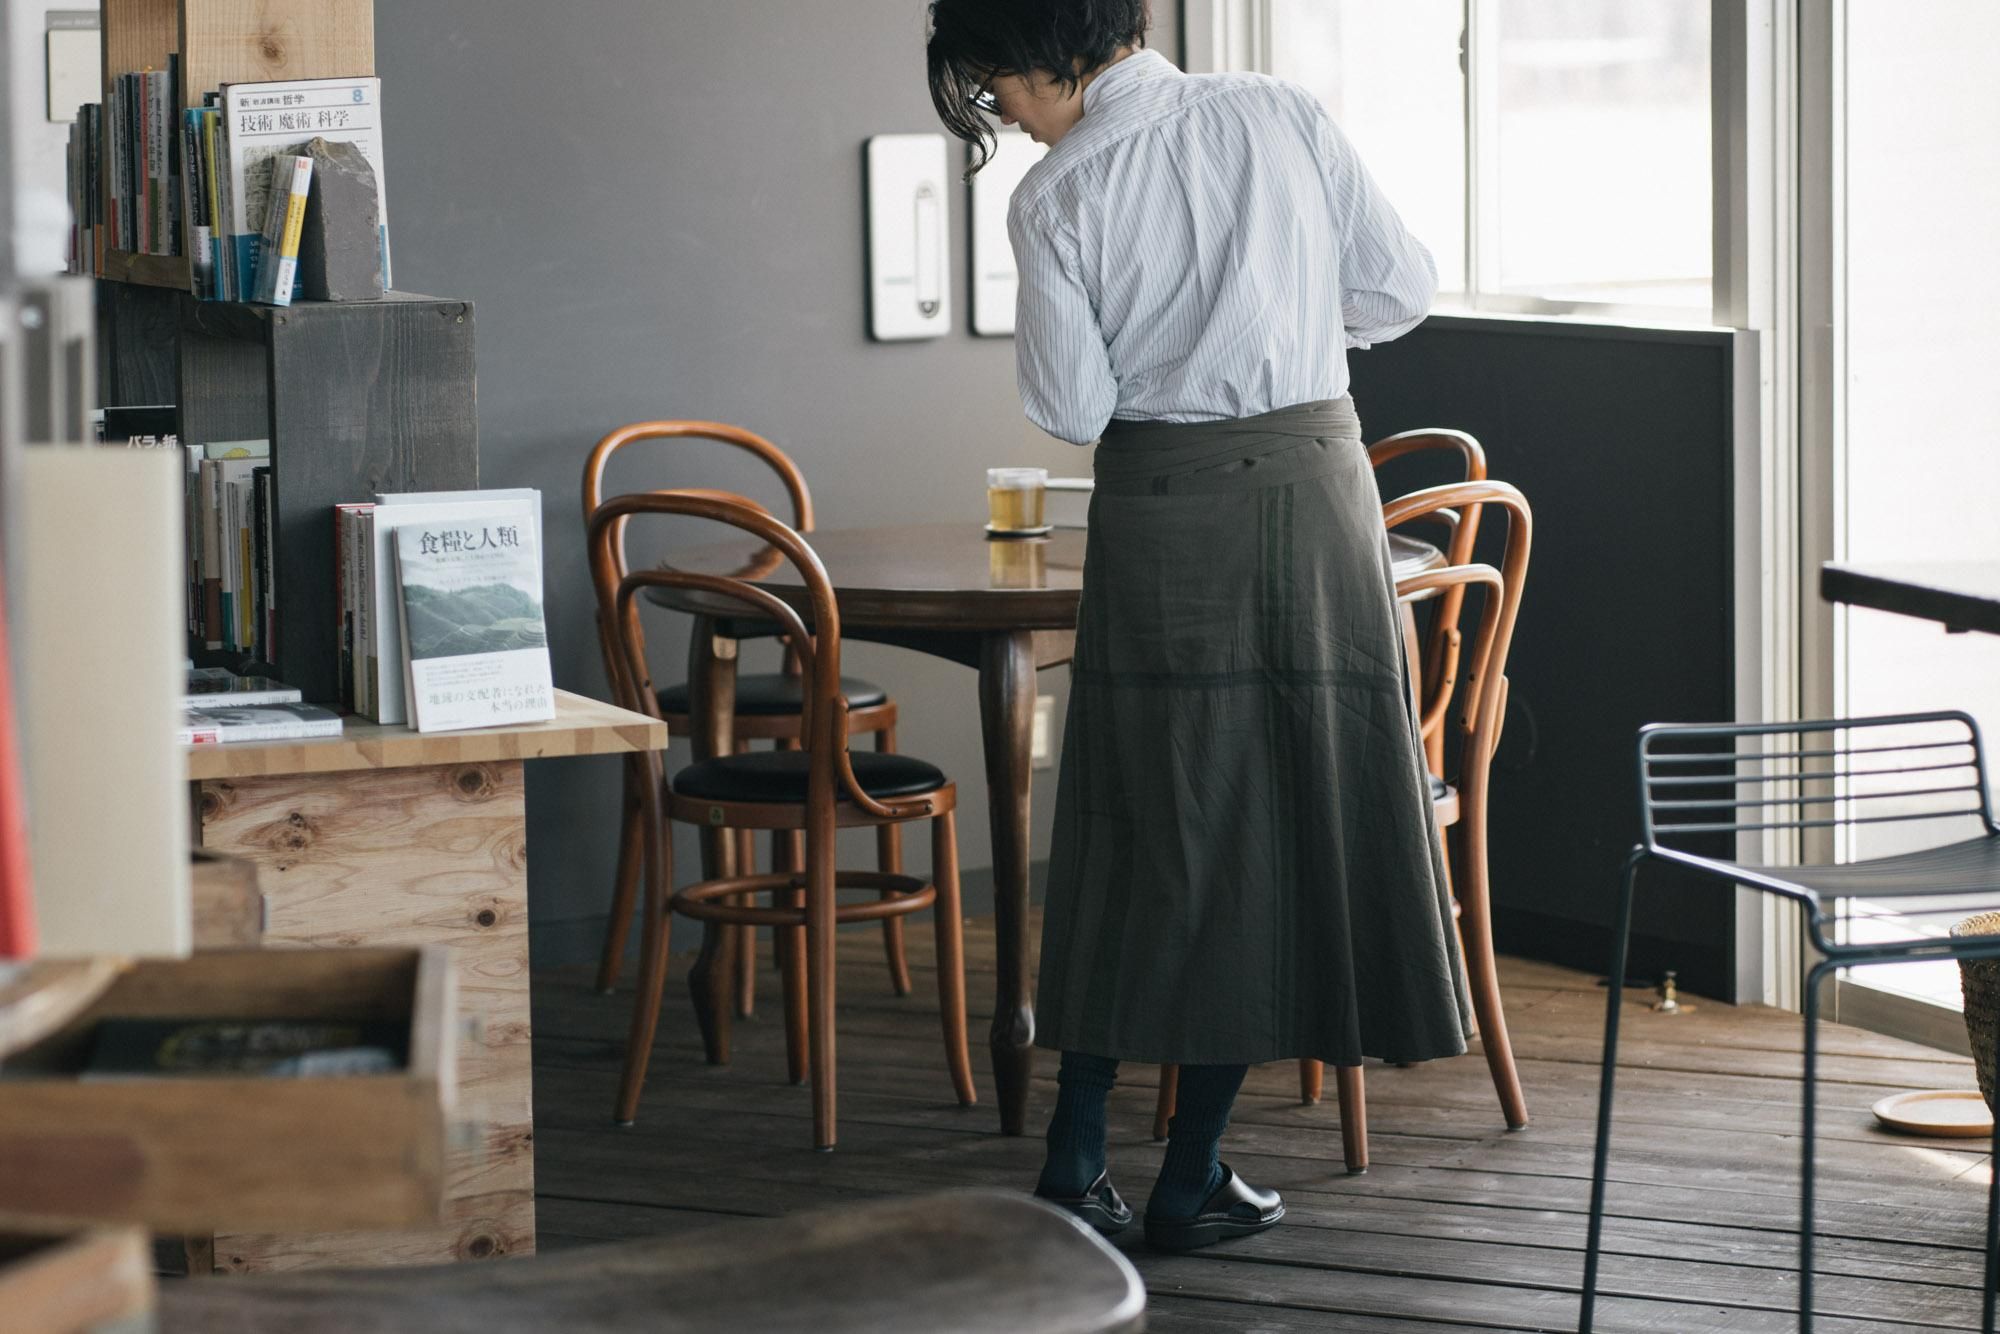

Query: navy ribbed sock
<box><xmin>1148</xmin><ymin>1062</ymin><xmax>1248</xmax><ymax>1218</ymax></box>
<box><xmin>1036</xmin><ymin>1051</ymin><xmax>1119</xmax><ymax>1198</ymax></box>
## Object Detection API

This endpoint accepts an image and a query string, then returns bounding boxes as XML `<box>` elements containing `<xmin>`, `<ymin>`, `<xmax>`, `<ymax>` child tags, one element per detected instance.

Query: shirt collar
<box><xmin>1081</xmin><ymin>48</ymin><xmax>1175</xmax><ymax>115</ymax></box>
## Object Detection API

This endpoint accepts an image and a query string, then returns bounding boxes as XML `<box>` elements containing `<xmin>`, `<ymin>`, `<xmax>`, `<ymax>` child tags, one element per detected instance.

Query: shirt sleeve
<box><xmin>1009</xmin><ymin>198</ymin><xmax>1118</xmax><ymax>446</ymax></box>
<box><xmin>1318</xmin><ymin>110</ymin><xmax>1438</xmax><ymax>350</ymax></box>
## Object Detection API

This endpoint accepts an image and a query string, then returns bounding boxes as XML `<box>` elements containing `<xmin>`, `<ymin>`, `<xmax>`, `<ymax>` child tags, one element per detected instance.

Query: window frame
<box><xmin>1183</xmin><ymin>0</ymin><xmax>1744</xmax><ymax>329</ymax></box>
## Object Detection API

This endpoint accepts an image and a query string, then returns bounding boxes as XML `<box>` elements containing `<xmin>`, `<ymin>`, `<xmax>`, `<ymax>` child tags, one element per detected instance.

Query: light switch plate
<box><xmin>866</xmin><ymin>134</ymin><xmax>951</xmax><ymax>341</ymax></box>
<box><xmin>45</xmin><ymin>13</ymin><xmax>100</xmax><ymax>124</ymax></box>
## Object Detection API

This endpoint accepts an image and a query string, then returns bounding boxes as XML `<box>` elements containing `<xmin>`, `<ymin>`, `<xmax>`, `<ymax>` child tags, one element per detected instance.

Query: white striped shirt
<box><xmin>1007</xmin><ymin>50</ymin><xmax>1437</xmax><ymax>446</ymax></box>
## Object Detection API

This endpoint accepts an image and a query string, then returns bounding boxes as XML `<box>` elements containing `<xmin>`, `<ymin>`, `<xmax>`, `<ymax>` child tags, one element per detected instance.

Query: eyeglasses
<box><xmin>969</xmin><ymin>86</ymin><xmax>1000</xmax><ymax>117</ymax></box>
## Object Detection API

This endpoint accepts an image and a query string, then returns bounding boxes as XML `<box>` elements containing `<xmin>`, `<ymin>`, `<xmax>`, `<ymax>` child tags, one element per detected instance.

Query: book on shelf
<box><xmin>181</xmin><ymin>439</ymin><xmax>276</xmax><ymax>659</ymax></box>
<box><xmin>220</xmin><ymin>77</ymin><xmax>392</xmax><ymax>301</ymax></box>
<box><xmin>391</xmin><ymin>499</ymin><xmax>555</xmax><ymax>734</ymax></box>
<box><xmin>343</xmin><ymin>496</ymin><xmax>540</xmax><ymax>725</ymax></box>
<box><xmin>96</xmin><ymin>404</ymin><xmax>179</xmax><ymax>443</ymax></box>
<box><xmin>179</xmin><ymin>702</ymin><xmax>343</xmax><ymax>746</ymax></box>
<box><xmin>335</xmin><ymin>503</ymin><xmax>372</xmax><ymax>714</ymax></box>
<box><xmin>82</xmin><ymin>1017</ymin><xmax>406</xmax><ymax>1079</ymax></box>
<box><xmin>64</xmin><ymin>103</ymin><xmax>103</xmax><ymax>274</ymax></box>
<box><xmin>185</xmin><ymin>668</ymin><xmax>301</xmax><ymax>707</ymax></box>
<box><xmin>376</xmin><ymin>488</ymin><xmax>546</xmax><ymax>553</ymax></box>
<box><xmin>250</xmin><ymin>153</ymin><xmax>313</xmax><ymax>306</ymax></box>
<box><xmin>68</xmin><ymin>72</ymin><xmax>393</xmax><ymax>300</ymax></box>
<box><xmin>83</xmin><ymin>59</ymin><xmax>183</xmax><ymax>261</ymax></box>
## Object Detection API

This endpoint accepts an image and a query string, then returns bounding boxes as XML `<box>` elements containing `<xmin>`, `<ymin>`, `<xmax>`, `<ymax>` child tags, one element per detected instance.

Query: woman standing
<box><xmin>928</xmin><ymin>1</ymin><xmax>1470</xmax><ymax>1252</ymax></box>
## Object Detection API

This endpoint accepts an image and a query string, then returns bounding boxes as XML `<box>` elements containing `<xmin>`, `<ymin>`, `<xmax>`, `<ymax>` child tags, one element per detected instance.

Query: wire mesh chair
<box><xmin>1580</xmin><ymin>711</ymin><xmax>2000</xmax><ymax>1333</ymax></box>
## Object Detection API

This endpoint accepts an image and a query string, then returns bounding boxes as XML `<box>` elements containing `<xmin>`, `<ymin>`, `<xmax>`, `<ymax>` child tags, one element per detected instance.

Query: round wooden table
<box><xmin>654</xmin><ymin>521</ymin><xmax>1444</xmax><ymax>1136</ymax></box>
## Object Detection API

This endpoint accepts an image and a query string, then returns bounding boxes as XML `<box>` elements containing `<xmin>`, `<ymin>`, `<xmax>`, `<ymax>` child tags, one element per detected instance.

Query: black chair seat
<box><xmin>657</xmin><ymin>674</ymin><xmax>889</xmax><ymax>717</ymax></box>
<box><xmin>675</xmin><ymin>749</ymin><xmax>946</xmax><ymax>805</ymax></box>
<box><xmin>1728</xmin><ymin>832</ymin><xmax>2000</xmax><ymax>902</ymax></box>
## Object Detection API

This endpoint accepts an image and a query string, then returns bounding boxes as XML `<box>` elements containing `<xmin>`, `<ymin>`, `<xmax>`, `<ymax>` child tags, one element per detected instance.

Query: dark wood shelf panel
<box><xmin>99</xmin><ymin>248</ymin><xmax>188</xmax><ymax>289</ymax></box>
<box><xmin>176</xmin><ymin>291</ymin><xmax>478</xmax><ymax>705</ymax></box>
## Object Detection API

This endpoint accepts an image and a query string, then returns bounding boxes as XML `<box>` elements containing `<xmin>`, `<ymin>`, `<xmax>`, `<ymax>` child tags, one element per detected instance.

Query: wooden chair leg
<box><xmin>1457</xmin><ymin>801</ymin><xmax>1528</xmax><ymax>1130</ymax></box>
<box><xmin>734</xmin><ymin>825</ymin><xmax>758</xmax><ymax>1019</ymax></box>
<box><xmin>595</xmin><ymin>768</ymin><xmax>644</xmax><ymax>994</ymax></box>
<box><xmin>732</xmin><ymin>742</ymin><xmax>758</xmax><ymax>1019</ymax></box>
<box><xmin>772</xmin><ymin>825</ymin><xmax>808</xmax><ymax>1087</ymax></box>
<box><xmin>1153</xmin><ymin>1065</ymin><xmax>1178</xmax><ymax>1142</ymax></box>
<box><xmin>807</xmin><ymin>826</ymin><xmax>839</xmax><ymax>1152</ymax></box>
<box><xmin>1335</xmin><ymin>1065</ymin><xmax>1368</xmax><ymax>1173</ymax></box>
<box><xmin>1299</xmin><ymin>1058</ymin><xmax>1324</xmax><ymax>1105</ymax></box>
<box><xmin>776</xmin><ymin>735</ymin><xmax>809</xmax><ymax>1071</ymax></box>
<box><xmin>688</xmin><ymin>824</ymin><xmax>735</xmax><ymax>1066</ymax></box>
<box><xmin>616</xmin><ymin>780</ymin><xmax>675</xmax><ymax>1125</ymax></box>
<box><xmin>877</xmin><ymin>726</ymin><xmax>913</xmax><ymax>997</ymax></box>
<box><xmin>931</xmin><ymin>810</ymin><xmax>976</xmax><ymax>1106</ymax></box>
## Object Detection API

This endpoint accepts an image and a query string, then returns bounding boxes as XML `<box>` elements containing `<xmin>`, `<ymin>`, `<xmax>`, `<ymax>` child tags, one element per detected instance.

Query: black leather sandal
<box><xmin>1143</xmin><ymin>1163</ymin><xmax>1285</xmax><ymax>1252</ymax></box>
<box><xmin>1033</xmin><ymin>1169</ymin><xmax>1135</xmax><ymax>1236</ymax></box>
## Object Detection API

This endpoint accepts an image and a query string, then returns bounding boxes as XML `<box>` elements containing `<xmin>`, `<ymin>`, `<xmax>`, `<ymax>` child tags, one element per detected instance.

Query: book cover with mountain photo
<box><xmin>392</xmin><ymin>500</ymin><xmax>555</xmax><ymax>732</ymax></box>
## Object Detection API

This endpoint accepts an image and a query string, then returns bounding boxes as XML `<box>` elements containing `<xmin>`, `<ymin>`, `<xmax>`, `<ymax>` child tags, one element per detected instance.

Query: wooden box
<box><xmin>0</xmin><ymin>947</ymin><xmax>453</xmax><ymax>1234</ymax></box>
<box><xmin>189</xmin><ymin>849</ymin><xmax>264</xmax><ymax>949</ymax></box>
<box><xmin>177</xmin><ymin>292</ymin><xmax>479</xmax><ymax>701</ymax></box>
<box><xmin>0</xmin><ymin>1227</ymin><xmax>154</xmax><ymax>1334</ymax></box>
<box><xmin>96</xmin><ymin>0</ymin><xmax>376</xmax><ymax>289</ymax></box>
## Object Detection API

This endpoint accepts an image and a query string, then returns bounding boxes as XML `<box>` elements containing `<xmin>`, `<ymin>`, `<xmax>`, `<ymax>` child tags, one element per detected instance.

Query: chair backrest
<box><xmin>1636</xmin><ymin>713</ymin><xmax>1998</xmax><ymax>859</ymax></box>
<box><xmin>1382</xmin><ymin>480</ymin><xmax>1531</xmax><ymax>799</ymax></box>
<box><xmin>583</xmin><ymin>420</ymin><xmax>814</xmax><ymax>532</ymax></box>
<box><xmin>1369</xmin><ymin>430</ymin><xmax>1489</xmax><ymax>756</ymax></box>
<box><xmin>582</xmin><ymin>421</ymin><xmax>813</xmax><ymax>714</ymax></box>
<box><xmin>586</xmin><ymin>492</ymin><xmax>924</xmax><ymax>825</ymax></box>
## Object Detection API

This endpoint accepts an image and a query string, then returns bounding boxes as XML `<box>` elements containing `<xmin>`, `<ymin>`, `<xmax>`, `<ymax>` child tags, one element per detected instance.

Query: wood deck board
<box><xmin>532</xmin><ymin>913</ymin><xmax>1994</xmax><ymax>1331</ymax></box>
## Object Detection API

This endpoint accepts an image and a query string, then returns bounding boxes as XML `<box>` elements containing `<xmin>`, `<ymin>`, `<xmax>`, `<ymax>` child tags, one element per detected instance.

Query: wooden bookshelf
<box><xmin>96</xmin><ymin>0</ymin><xmax>376</xmax><ymax>289</ymax></box>
<box><xmin>177</xmin><ymin>291</ymin><xmax>479</xmax><ymax>703</ymax></box>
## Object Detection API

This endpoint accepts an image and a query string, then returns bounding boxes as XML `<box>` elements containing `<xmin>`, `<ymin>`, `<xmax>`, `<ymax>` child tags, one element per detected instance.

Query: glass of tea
<box><xmin>986</xmin><ymin>467</ymin><xmax>1048</xmax><ymax>536</ymax></box>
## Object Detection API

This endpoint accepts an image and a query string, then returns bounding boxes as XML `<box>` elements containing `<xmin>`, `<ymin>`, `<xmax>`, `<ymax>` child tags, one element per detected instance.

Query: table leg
<box><xmin>979</xmin><ymin>630</ymin><xmax>1037</xmax><ymax>1136</ymax></box>
<box><xmin>687</xmin><ymin>618</ymin><xmax>738</xmax><ymax>1066</ymax></box>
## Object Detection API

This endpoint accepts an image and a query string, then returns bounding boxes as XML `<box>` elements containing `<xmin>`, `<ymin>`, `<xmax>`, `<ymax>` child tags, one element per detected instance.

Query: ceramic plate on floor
<box><xmin>1872</xmin><ymin>1089</ymin><xmax>1993</xmax><ymax>1137</ymax></box>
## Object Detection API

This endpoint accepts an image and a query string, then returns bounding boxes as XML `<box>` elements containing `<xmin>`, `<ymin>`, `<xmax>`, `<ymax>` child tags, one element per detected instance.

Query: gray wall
<box><xmin>374</xmin><ymin>3</ymin><xmax>1179</xmax><ymax>962</ymax></box>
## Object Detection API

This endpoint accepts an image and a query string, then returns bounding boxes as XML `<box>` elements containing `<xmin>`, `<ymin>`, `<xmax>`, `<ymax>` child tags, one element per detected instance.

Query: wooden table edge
<box><xmin>185</xmin><ymin>689</ymin><xmax>667</xmax><ymax>782</ymax></box>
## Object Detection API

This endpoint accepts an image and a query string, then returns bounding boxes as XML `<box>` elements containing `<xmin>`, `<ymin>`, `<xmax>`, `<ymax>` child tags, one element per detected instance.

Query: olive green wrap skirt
<box><xmin>1034</xmin><ymin>396</ymin><xmax>1475</xmax><ymax>1067</ymax></box>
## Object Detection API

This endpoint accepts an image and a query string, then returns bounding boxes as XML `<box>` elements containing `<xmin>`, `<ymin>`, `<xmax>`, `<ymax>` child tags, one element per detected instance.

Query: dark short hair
<box><xmin>927</xmin><ymin>0</ymin><xmax>1150</xmax><ymax>174</ymax></box>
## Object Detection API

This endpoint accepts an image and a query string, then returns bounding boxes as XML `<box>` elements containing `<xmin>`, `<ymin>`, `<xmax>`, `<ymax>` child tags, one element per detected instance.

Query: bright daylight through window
<box><xmin>1271</xmin><ymin>0</ymin><xmax>1711</xmax><ymax>315</ymax></box>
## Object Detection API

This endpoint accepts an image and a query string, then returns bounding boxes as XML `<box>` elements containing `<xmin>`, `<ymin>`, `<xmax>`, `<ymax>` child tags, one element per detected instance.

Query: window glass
<box><xmin>1271</xmin><ymin>0</ymin><xmax>1468</xmax><ymax>295</ymax></box>
<box><xmin>1490</xmin><ymin>0</ymin><xmax>1711</xmax><ymax>307</ymax></box>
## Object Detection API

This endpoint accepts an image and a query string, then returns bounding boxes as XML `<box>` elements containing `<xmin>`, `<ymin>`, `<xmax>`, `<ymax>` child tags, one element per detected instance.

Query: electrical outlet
<box><xmin>1031</xmin><ymin>694</ymin><xmax>1055</xmax><ymax>769</ymax></box>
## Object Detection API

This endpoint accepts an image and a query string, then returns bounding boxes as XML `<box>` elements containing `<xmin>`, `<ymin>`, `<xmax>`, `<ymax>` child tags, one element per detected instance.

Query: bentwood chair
<box><xmin>1581</xmin><ymin>713</ymin><xmax>2000</xmax><ymax>1334</ymax></box>
<box><xmin>1152</xmin><ymin>481</ymin><xmax>1533</xmax><ymax>1173</ymax></box>
<box><xmin>592</xmin><ymin>491</ymin><xmax>976</xmax><ymax>1149</ymax></box>
<box><xmin>1367</xmin><ymin>429</ymin><xmax>1488</xmax><ymax>779</ymax></box>
<box><xmin>584</xmin><ymin>421</ymin><xmax>910</xmax><ymax>1024</ymax></box>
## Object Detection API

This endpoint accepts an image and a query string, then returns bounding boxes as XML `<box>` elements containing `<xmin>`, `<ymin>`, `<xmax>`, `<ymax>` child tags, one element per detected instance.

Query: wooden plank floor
<box><xmin>532</xmin><ymin>916</ymin><xmax>1993</xmax><ymax>1332</ymax></box>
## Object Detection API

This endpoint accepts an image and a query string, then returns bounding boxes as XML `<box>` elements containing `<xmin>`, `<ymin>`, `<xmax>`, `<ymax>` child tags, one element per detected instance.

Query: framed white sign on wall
<box><xmin>865</xmin><ymin>133</ymin><xmax>951</xmax><ymax>341</ymax></box>
<box><xmin>970</xmin><ymin>130</ymin><xmax>1047</xmax><ymax>337</ymax></box>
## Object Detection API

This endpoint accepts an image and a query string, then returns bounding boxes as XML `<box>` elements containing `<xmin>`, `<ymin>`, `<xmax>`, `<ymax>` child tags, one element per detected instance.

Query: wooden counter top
<box><xmin>185</xmin><ymin>690</ymin><xmax>667</xmax><ymax>781</ymax></box>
